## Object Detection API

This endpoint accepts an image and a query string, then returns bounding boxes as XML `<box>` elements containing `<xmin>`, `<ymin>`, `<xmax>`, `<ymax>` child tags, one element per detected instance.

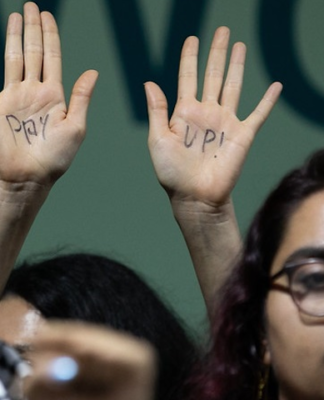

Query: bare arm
<box><xmin>170</xmin><ymin>198</ymin><xmax>241</xmax><ymax>315</ymax></box>
<box><xmin>145</xmin><ymin>27</ymin><xmax>282</xmax><ymax>316</ymax></box>
<box><xmin>0</xmin><ymin>2</ymin><xmax>98</xmax><ymax>293</ymax></box>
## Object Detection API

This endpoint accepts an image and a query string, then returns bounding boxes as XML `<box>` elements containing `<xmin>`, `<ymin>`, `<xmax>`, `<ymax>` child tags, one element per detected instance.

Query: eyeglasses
<box><xmin>270</xmin><ymin>258</ymin><xmax>324</xmax><ymax>317</ymax></box>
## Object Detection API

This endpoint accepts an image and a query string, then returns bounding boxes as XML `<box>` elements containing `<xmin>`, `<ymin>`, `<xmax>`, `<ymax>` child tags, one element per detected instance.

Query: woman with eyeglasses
<box><xmin>180</xmin><ymin>149</ymin><xmax>324</xmax><ymax>400</ymax></box>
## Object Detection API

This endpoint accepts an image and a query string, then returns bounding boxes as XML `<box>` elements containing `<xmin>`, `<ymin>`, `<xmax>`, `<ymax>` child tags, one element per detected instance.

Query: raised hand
<box><xmin>145</xmin><ymin>27</ymin><xmax>282</xmax><ymax>314</ymax></box>
<box><xmin>0</xmin><ymin>2</ymin><xmax>98</xmax><ymax>294</ymax></box>
<box><xmin>145</xmin><ymin>26</ymin><xmax>282</xmax><ymax>207</ymax></box>
<box><xmin>0</xmin><ymin>2</ymin><xmax>98</xmax><ymax>187</ymax></box>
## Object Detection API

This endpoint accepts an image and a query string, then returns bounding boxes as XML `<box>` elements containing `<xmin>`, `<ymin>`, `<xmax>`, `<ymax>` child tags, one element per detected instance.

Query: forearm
<box><xmin>172</xmin><ymin>197</ymin><xmax>242</xmax><ymax>319</ymax></box>
<box><xmin>0</xmin><ymin>182</ymin><xmax>50</xmax><ymax>294</ymax></box>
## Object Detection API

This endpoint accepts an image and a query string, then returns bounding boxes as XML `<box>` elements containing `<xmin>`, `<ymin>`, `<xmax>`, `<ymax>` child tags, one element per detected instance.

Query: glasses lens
<box><xmin>291</xmin><ymin>261</ymin><xmax>324</xmax><ymax>316</ymax></box>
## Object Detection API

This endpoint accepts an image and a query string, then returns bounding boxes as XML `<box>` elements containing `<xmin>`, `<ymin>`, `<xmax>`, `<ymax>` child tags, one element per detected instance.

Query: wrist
<box><xmin>170</xmin><ymin>195</ymin><xmax>235</xmax><ymax>225</ymax></box>
<box><xmin>0</xmin><ymin>180</ymin><xmax>51</xmax><ymax>219</ymax></box>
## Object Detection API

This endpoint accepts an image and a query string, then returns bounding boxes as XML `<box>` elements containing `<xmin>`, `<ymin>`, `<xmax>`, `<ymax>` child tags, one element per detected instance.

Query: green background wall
<box><xmin>1</xmin><ymin>0</ymin><xmax>323</xmax><ymax>336</ymax></box>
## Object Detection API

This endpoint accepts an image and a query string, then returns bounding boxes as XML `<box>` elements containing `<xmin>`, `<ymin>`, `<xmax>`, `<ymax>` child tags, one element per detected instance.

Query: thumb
<box><xmin>144</xmin><ymin>81</ymin><xmax>170</xmax><ymax>141</ymax></box>
<box><xmin>67</xmin><ymin>70</ymin><xmax>99</xmax><ymax>129</ymax></box>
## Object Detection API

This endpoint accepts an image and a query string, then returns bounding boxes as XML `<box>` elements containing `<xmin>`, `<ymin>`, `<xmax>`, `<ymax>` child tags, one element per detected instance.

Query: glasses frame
<box><xmin>270</xmin><ymin>257</ymin><xmax>324</xmax><ymax>317</ymax></box>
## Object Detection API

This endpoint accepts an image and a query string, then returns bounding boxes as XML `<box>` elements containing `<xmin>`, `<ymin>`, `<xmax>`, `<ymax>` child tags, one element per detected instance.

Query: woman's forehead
<box><xmin>0</xmin><ymin>296</ymin><xmax>43</xmax><ymax>347</ymax></box>
<box><xmin>270</xmin><ymin>191</ymin><xmax>324</xmax><ymax>274</ymax></box>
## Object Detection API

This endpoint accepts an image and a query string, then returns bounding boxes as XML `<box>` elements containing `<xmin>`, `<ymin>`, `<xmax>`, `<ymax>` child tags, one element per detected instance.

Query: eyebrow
<box><xmin>13</xmin><ymin>344</ymin><xmax>33</xmax><ymax>356</ymax></box>
<box><xmin>284</xmin><ymin>246</ymin><xmax>324</xmax><ymax>265</ymax></box>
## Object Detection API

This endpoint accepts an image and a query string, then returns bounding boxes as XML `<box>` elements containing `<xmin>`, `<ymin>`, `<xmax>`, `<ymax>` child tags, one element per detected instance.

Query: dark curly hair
<box><xmin>191</xmin><ymin>149</ymin><xmax>324</xmax><ymax>400</ymax></box>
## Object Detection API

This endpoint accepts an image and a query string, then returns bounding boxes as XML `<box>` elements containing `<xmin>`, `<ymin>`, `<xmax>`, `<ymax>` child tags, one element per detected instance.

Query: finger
<box><xmin>41</xmin><ymin>12</ymin><xmax>62</xmax><ymax>82</ymax></box>
<box><xmin>29</xmin><ymin>323</ymin><xmax>156</xmax><ymax>400</ymax></box>
<box><xmin>24</xmin><ymin>2</ymin><xmax>43</xmax><ymax>81</ymax></box>
<box><xmin>33</xmin><ymin>322</ymin><xmax>155</xmax><ymax>368</ymax></box>
<box><xmin>144</xmin><ymin>81</ymin><xmax>169</xmax><ymax>141</ymax></box>
<box><xmin>243</xmin><ymin>81</ymin><xmax>283</xmax><ymax>133</ymax></box>
<box><xmin>201</xmin><ymin>26</ymin><xmax>230</xmax><ymax>102</ymax></box>
<box><xmin>220</xmin><ymin>42</ymin><xmax>246</xmax><ymax>112</ymax></box>
<box><xmin>177</xmin><ymin>36</ymin><xmax>199</xmax><ymax>100</ymax></box>
<box><xmin>4</xmin><ymin>13</ymin><xmax>23</xmax><ymax>87</ymax></box>
<box><xmin>25</xmin><ymin>353</ymin><xmax>79</xmax><ymax>400</ymax></box>
<box><xmin>66</xmin><ymin>70</ymin><xmax>99</xmax><ymax>131</ymax></box>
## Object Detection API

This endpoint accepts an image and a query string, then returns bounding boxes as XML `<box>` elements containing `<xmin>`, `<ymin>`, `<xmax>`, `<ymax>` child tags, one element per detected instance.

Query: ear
<box><xmin>263</xmin><ymin>338</ymin><xmax>271</xmax><ymax>365</ymax></box>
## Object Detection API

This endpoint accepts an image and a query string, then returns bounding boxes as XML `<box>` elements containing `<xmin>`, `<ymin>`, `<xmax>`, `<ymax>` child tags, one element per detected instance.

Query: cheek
<box><xmin>265</xmin><ymin>291</ymin><xmax>324</xmax><ymax>397</ymax></box>
<box><xmin>265</xmin><ymin>291</ymin><xmax>312</xmax><ymax>363</ymax></box>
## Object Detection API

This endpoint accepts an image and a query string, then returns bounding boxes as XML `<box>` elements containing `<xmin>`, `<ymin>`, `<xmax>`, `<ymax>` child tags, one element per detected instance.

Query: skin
<box><xmin>265</xmin><ymin>190</ymin><xmax>324</xmax><ymax>400</ymax></box>
<box><xmin>0</xmin><ymin>295</ymin><xmax>44</xmax><ymax>361</ymax></box>
<box><xmin>0</xmin><ymin>299</ymin><xmax>156</xmax><ymax>400</ymax></box>
<box><xmin>25</xmin><ymin>322</ymin><xmax>156</xmax><ymax>400</ymax></box>
<box><xmin>0</xmin><ymin>1</ymin><xmax>98</xmax><ymax>295</ymax></box>
<box><xmin>145</xmin><ymin>27</ymin><xmax>282</xmax><ymax>315</ymax></box>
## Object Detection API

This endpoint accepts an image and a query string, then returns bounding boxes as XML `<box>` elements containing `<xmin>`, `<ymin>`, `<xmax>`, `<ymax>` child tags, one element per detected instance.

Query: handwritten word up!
<box><xmin>184</xmin><ymin>125</ymin><xmax>225</xmax><ymax>155</ymax></box>
<box><xmin>6</xmin><ymin>114</ymin><xmax>49</xmax><ymax>145</ymax></box>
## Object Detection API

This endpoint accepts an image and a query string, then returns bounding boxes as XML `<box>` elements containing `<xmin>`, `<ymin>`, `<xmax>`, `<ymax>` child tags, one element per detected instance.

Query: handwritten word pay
<box><xmin>6</xmin><ymin>114</ymin><xmax>49</xmax><ymax>144</ymax></box>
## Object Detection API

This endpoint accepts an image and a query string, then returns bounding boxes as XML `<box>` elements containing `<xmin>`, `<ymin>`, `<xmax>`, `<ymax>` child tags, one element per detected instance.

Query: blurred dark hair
<box><xmin>2</xmin><ymin>252</ymin><xmax>198</xmax><ymax>400</ymax></box>
<box><xmin>190</xmin><ymin>149</ymin><xmax>324</xmax><ymax>400</ymax></box>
